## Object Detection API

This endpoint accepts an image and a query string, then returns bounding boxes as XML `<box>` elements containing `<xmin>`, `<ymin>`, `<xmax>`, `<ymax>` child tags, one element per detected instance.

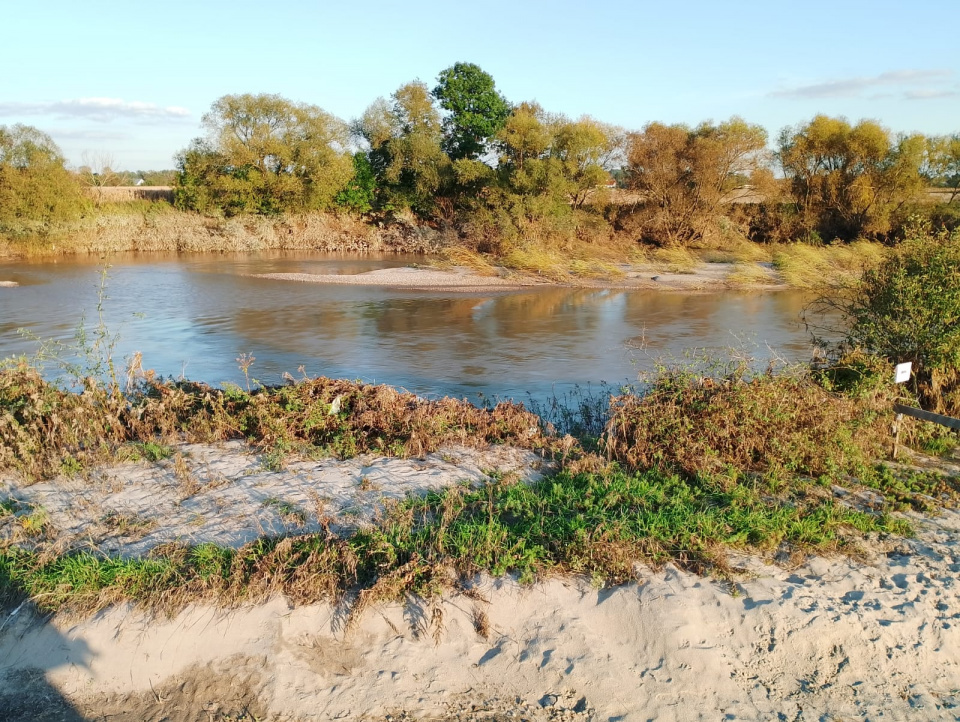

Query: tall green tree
<box><xmin>0</xmin><ymin>124</ymin><xmax>85</xmax><ymax>234</ymax></box>
<box><xmin>174</xmin><ymin>94</ymin><xmax>353</xmax><ymax>215</ymax></box>
<box><xmin>334</xmin><ymin>152</ymin><xmax>377</xmax><ymax>213</ymax></box>
<box><xmin>778</xmin><ymin>115</ymin><xmax>925</xmax><ymax>241</ymax></box>
<box><xmin>432</xmin><ymin>62</ymin><xmax>511</xmax><ymax>161</ymax></box>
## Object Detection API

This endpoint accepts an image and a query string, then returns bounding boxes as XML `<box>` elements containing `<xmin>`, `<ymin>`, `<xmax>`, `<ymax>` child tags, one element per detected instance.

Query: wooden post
<box><xmin>892</xmin><ymin>413</ymin><xmax>904</xmax><ymax>459</ymax></box>
<box><xmin>891</xmin><ymin>403</ymin><xmax>960</xmax><ymax>459</ymax></box>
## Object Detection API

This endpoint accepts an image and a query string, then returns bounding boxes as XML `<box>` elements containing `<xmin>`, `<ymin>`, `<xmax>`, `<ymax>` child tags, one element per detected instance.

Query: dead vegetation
<box><xmin>604</xmin><ymin>364</ymin><xmax>892</xmax><ymax>480</ymax></box>
<box><xmin>0</xmin><ymin>364</ymin><xmax>560</xmax><ymax>481</ymax></box>
<box><xmin>0</xmin><ymin>207</ymin><xmax>443</xmax><ymax>259</ymax></box>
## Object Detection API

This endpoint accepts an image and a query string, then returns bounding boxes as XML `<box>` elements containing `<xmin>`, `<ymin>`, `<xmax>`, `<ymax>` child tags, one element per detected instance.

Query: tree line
<box><xmin>3</xmin><ymin>61</ymin><xmax>960</xmax><ymax>246</ymax></box>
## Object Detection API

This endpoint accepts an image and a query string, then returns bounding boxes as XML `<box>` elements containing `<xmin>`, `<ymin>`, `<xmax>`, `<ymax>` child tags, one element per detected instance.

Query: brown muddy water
<box><xmin>0</xmin><ymin>252</ymin><xmax>822</xmax><ymax>403</ymax></box>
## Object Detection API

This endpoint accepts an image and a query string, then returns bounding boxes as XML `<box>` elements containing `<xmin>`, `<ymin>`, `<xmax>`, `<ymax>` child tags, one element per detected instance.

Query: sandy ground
<box><xmin>0</xmin><ymin>281</ymin><xmax>18</xmax><ymax>287</ymax></box>
<box><xmin>2</xmin><ymin>507</ymin><xmax>960</xmax><ymax>721</ymax></box>
<box><xmin>0</xmin><ymin>442</ymin><xmax>548</xmax><ymax>556</ymax></box>
<box><xmin>250</xmin><ymin>263</ymin><xmax>783</xmax><ymax>293</ymax></box>
<box><xmin>251</xmin><ymin>267</ymin><xmax>541</xmax><ymax>292</ymax></box>
<box><xmin>3</xmin><ymin>446</ymin><xmax>960</xmax><ymax>720</ymax></box>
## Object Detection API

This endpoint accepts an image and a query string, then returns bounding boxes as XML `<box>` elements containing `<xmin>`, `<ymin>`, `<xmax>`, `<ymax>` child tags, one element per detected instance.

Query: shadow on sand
<box><xmin>0</xmin><ymin>596</ymin><xmax>91</xmax><ymax>722</ymax></box>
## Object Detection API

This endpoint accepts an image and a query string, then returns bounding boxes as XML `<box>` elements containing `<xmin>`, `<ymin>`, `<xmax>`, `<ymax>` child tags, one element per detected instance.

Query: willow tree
<box><xmin>355</xmin><ymin>82</ymin><xmax>451</xmax><ymax>214</ymax></box>
<box><xmin>175</xmin><ymin>93</ymin><xmax>353</xmax><ymax>215</ymax></box>
<box><xmin>778</xmin><ymin>115</ymin><xmax>925</xmax><ymax>241</ymax></box>
<box><xmin>925</xmin><ymin>134</ymin><xmax>960</xmax><ymax>203</ymax></box>
<box><xmin>496</xmin><ymin>102</ymin><xmax>552</xmax><ymax>173</ymax></box>
<box><xmin>447</xmin><ymin>103</ymin><xmax>622</xmax><ymax>248</ymax></box>
<box><xmin>0</xmin><ymin>124</ymin><xmax>85</xmax><ymax>235</ymax></box>
<box><xmin>493</xmin><ymin>106</ymin><xmax>621</xmax><ymax>204</ymax></box>
<box><xmin>625</xmin><ymin>117</ymin><xmax>768</xmax><ymax>245</ymax></box>
<box><xmin>552</xmin><ymin>116</ymin><xmax>624</xmax><ymax>208</ymax></box>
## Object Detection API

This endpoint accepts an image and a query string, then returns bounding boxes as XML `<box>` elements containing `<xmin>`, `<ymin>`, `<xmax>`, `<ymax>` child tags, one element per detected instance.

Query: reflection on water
<box><xmin>0</xmin><ymin>251</ymin><xmax>820</xmax><ymax>401</ymax></box>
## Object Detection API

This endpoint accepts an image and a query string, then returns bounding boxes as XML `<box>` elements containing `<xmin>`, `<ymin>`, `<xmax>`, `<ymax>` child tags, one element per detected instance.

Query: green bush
<box><xmin>833</xmin><ymin>228</ymin><xmax>960</xmax><ymax>413</ymax></box>
<box><xmin>813</xmin><ymin>223</ymin><xmax>960</xmax><ymax>414</ymax></box>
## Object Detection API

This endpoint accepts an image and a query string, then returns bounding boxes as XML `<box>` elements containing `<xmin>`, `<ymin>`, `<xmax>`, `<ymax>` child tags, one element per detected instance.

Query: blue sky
<box><xmin>3</xmin><ymin>0</ymin><xmax>958</xmax><ymax>170</ymax></box>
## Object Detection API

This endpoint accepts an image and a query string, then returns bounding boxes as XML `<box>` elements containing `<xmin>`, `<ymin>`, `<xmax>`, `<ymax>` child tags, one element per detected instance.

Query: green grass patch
<box><xmin>122</xmin><ymin>441</ymin><xmax>174</xmax><ymax>463</ymax></box>
<box><xmin>0</xmin><ymin>465</ymin><xmax>912</xmax><ymax>616</ymax></box>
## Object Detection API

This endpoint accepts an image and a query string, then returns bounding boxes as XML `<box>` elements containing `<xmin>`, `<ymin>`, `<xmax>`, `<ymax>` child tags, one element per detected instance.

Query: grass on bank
<box><xmin>0</xmin><ymin>464</ymin><xmax>919</xmax><ymax>616</ymax></box>
<box><xmin>2</xmin><ymin>357</ymin><xmax>958</xmax><ymax>617</ymax></box>
<box><xmin>438</xmin><ymin>226</ymin><xmax>890</xmax><ymax>288</ymax></box>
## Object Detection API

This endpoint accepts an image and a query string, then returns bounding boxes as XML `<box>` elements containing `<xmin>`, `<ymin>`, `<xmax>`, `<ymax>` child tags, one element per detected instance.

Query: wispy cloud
<box><xmin>52</xmin><ymin>129</ymin><xmax>134</xmax><ymax>141</ymax></box>
<box><xmin>903</xmin><ymin>88</ymin><xmax>960</xmax><ymax>101</ymax></box>
<box><xmin>0</xmin><ymin>98</ymin><xmax>190</xmax><ymax>122</ymax></box>
<box><xmin>771</xmin><ymin>69</ymin><xmax>955</xmax><ymax>100</ymax></box>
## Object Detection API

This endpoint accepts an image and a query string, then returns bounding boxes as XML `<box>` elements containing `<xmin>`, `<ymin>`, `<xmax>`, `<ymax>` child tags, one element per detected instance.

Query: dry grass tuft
<box><xmin>435</xmin><ymin>246</ymin><xmax>502</xmax><ymax>275</ymax></box>
<box><xmin>648</xmin><ymin>246</ymin><xmax>700</xmax><ymax>274</ymax></box>
<box><xmin>772</xmin><ymin>241</ymin><xmax>888</xmax><ymax>289</ymax></box>
<box><xmin>726</xmin><ymin>262</ymin><xmax>777</xmax><ymax>287</ymax></box>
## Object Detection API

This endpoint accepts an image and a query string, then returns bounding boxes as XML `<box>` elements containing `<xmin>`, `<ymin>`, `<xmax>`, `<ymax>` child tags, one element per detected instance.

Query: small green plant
<box><xmin>262</xmin><ymin>497</ymin><xmax>307</xmax><ymax>525</ymax></box>
<box><xmin>921</xmin><ymin>434</ymin><xmax>957</xmax><ymax>458</ymax></box>
<box><xmin>221</xmin><ymin>382</ymin><xmax>249</xmax><ymax>402</ymax></box>
<box><xmin>59</xmin><ymin>455</ymin><xmax>84</xmax><ymax>477</ymax></box>
<box><xmin>237</xmin><ymin>353</ymin><xmax>257</xmax><ymax>393</ymax></box>
<box><xmin>358</xmin><ymin>476</ymin><xmax>379</xmax><ymax>492</ymax></box>
<box><xmin>259</xmin><ymin>441</ymin><xmax>289</xmax><ymax>472</ymax></box>
<box><xmin>19</xmin><ymin>265</ymin><xmax>123</xmax><ymax>391</ymax></box>
<box><xmin>127</xmin><ymin>441</ymin><xmax>174</xmax><ymax>462</ymax></box>
<box><xmin>0</xmin><ymin>498</ymin><xmax>20</xmax><ymax>519</ymax></box>
<box><xmin>19</xmin><ymin>506</ymin><xmax>50</xmax><ymax>538</ymax></box>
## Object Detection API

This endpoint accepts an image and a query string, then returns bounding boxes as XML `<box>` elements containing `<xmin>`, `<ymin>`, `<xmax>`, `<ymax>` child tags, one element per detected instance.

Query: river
<box><xmin>0</xmin><ymin>252</ymin><xmax>820</xmax><ymax>403</ymax></box>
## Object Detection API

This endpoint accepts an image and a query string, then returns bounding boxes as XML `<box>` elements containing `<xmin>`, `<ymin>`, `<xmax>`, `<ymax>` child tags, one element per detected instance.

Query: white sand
<box><xmin>250</xmin><ymin>263</ymin><xmax>784</xmax><ymax>293</ymax></box>
<box><xmin>0</xmin><ymin>441</ymin><xmax>548</xmax><ymax>556</ymax></box>
<box><xmin>2</xmin><ymin>506</ymin><xmax>959</xmax><ymax>719</ymax></box>
<box><xmin>0</xmin><ymin>281</ymin><xmax>18</xmax><ymax>288</ymax></box>
<box><xmin>252</xmin><ymin>267</ymin><xmax>540</xmax><ymax>291</ymax></box>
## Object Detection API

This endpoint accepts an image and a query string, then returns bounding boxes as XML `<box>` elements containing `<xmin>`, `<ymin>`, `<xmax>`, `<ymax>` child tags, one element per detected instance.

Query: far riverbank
<box><xmin>0</xmin><ymin>206</ymin><xmax>886</xmax><ymax>292</ymax></box>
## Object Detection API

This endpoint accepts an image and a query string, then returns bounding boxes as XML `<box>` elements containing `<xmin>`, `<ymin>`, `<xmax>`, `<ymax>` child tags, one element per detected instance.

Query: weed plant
<box><xmin>524</xmin><ymin>382</ymin><xmax>624</xmax><ymax>448</ymax></box>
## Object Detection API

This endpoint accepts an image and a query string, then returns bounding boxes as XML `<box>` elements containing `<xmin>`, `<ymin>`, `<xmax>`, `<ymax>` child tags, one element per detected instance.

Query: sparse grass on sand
<box><xmin>441</xmin><ymin>235</ymin><xmax>887</xmax><ymax>290</ymax></box>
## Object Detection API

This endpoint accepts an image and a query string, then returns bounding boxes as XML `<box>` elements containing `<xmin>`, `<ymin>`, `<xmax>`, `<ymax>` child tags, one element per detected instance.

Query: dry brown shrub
<box><xmin>0</xmin><ymin>364</ymin><xmax>127</xmax><ymax>479</ymax></box>
<box><xmin>131</xmin><ymin>377</ymin><xmax>555</xmax><ymax>458</ymax></box>
<box><xmin>2</xmin><ymin>209</ymin><xmax>443</xmax><ymax>258</ymax></box>
<box><xmin>604</xmin><ymin>368</ymin><xmax>891</xmax><ymax>480</ymax></box>
<box><xmin>1</xmin><ymin>370</ymin><xmax>563</xmax><ymax>479</ymax></box>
